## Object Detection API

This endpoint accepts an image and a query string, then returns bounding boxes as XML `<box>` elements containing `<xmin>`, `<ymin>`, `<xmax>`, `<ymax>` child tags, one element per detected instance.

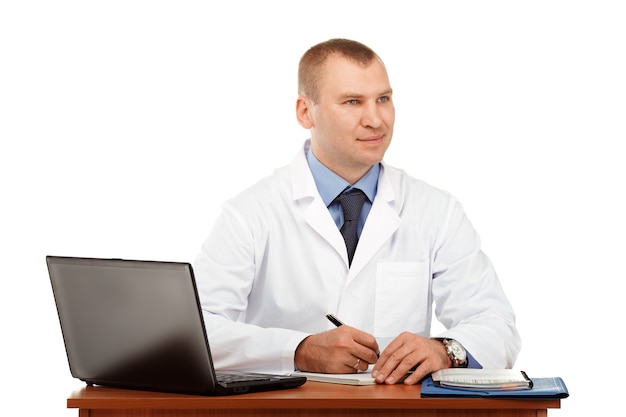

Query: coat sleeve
<box><xmin>193</xmin><ymin>201</ymin><xmax>309</xmax><ymax>374</ymax></box>
<box><xmin>430</xmin><ymin>196</ymin><xmax>522</xmax><ymax>369</ymax></box>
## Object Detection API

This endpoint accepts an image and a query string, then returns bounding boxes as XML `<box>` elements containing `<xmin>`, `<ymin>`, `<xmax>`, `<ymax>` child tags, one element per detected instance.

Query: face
<box><xmin>296</xmin><ymin>54</ymin><xmax>395</xmax><ymax>184</ymax></box>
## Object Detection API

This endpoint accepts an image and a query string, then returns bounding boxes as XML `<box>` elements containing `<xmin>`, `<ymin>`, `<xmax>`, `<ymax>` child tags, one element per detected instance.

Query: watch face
<box><xmin>449</xmin><ymin>340</ymin><xmax>467</xmax><ymax>361</ymax></box>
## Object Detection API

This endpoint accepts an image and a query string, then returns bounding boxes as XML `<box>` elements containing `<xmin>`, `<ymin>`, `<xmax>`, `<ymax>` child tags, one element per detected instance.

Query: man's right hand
<box><xmin>294</xmin><ymin>326</ymin><xmax>379</xmax><ymax>373</ymax></box>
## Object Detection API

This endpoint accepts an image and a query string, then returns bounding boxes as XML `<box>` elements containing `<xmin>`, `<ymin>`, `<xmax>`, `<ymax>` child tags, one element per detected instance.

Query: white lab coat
<box><xmin>194</xmin><ymin>140</ymin><xmax>521</xmax><ymax>374</ymax></box>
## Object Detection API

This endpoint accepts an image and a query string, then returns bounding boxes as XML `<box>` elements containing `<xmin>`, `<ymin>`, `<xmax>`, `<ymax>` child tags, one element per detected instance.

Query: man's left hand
<box><xmin>371</xmin><ymin>332</ymin><xmax>451</xmax><ymax>385</ymax></box>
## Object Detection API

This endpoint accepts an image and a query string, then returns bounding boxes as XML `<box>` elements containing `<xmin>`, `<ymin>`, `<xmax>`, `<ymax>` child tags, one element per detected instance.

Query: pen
<box><xmin>325</xmin><ymin>313</ymin><xmax>344</xmax><ymax>327</ymax></box>
<box><xmin>325</xmin><ymin>313</ymin><xmax>380</xmax><ymax>358</ymax></box>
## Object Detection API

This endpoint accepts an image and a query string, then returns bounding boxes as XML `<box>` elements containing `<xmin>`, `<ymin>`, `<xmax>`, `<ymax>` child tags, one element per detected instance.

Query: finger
<box><xmin>352</xmin><ymin>344</ymin><xmax>380</xmax><ymax>365</ymax></box>
<box><xmin>341</xmin><ymin>357</ymin><xmax>358</xmax><ymax>373</ymax></box>
<box><xmin>372</xmin><ymin>338</ymin><xmax>415</xmax><ymax>383</ymax></box>
<box><xmin>373</xmin><ymin>334</ymin><xmax>405</xmax><ymax>369</ymax></box>
<box><xmin>402</xmin><ymin>365</ymin><xmax>426</xmax><ymax>385</ymax></box>
<box><xmin>383</xmin><ymin>358</ymin><xmax>418</xmax><ymax>384</ymax></box>
<box><xmin>349</xmin><ymin>329</ymin><xmax>380</xmax><ymax>363</ymax></box>
<box><xmin>345</xmin><ymin>356</ymin><xmax>370</xmax><ymax>373</ymax></box>
<box><xmin>352</xmin><ymin>329</ymin><xmax>379</xmax><ymax>353</ymax></box>
<box><xmin>373</xmin><ymin>344</ymin><xmax>405</xmax><ymax>375</ymax></box>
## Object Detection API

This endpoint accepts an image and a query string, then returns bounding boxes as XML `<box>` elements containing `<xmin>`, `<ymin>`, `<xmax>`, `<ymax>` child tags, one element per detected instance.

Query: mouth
<box><xmin>358</xmin><ymin>135</ymin><xmax>385</xmax><ymax>143</ymax></box>
<box><xmin>357</xmin><ymin>135</ymin><xmax>385</xmax><ymax>146</ymax></box>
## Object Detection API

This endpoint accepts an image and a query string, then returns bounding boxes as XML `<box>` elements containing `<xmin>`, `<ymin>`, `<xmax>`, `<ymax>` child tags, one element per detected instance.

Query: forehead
<box><xmin>318</xmin><ymin>54</ymin><xmax>391</xmax><ymax>99</ymax></box>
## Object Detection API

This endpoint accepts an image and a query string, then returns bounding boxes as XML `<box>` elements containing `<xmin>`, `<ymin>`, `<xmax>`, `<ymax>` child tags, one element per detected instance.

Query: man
<box><xmin>194</xmin><ymin>38</ymin><xmax>520</xmax><ymax>385</ymax></box>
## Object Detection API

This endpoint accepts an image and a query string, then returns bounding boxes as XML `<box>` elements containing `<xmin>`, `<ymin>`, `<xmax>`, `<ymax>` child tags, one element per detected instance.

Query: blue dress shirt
<box><xmin>306</xmin><ymin>148</ymin><xmax>379</xmax><ymax>238</ymax></box>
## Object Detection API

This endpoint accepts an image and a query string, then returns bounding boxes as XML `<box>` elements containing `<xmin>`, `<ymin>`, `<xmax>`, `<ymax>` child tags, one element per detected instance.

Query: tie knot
<box><xmin>337</xmin><ymin>189</ymin><xmax>367</xmax><ymax>222</ymax></box>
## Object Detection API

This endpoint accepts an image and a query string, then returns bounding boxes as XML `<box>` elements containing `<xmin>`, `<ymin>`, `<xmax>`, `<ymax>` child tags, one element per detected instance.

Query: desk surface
<box><xmin>68</xmin><ymin>381</ymin><xmax>561</xmax><ymax>417</ymax></box>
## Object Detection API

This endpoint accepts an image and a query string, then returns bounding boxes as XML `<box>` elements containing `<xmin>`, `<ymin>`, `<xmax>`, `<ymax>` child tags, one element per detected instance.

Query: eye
<box><xmin>377</xmin><ymin>96</ymin><xmax>390</xmax><ymax>103</ymax></box>
<box><xmin>345</xmin><ymin>99</ymin><xmax>358</xmax><ymax>105</ymax></box>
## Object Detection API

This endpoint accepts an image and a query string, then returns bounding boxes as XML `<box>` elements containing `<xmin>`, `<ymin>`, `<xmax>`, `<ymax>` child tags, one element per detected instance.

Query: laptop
<box><xmin>46</xmin><ymin>256</ymin><xmax>306</xmax><ymax>395</ymax></box>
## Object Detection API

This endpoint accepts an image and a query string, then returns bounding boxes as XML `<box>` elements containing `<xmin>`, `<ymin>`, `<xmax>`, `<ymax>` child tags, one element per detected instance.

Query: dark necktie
<box><xmin>336</xmin><ymin>189</ymin><xmax>367</xmax><ymax>266</ymax></box>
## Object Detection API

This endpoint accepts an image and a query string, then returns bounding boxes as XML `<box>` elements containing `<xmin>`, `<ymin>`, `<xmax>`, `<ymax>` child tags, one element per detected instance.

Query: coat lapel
<box><xmin>290</xmin><ymin>147</ymin><xmax>348</xmax><ymax>262</ymax></box>
<box><xmin>348</xmin><ymin>166</ymin><xmax>400</xmax><ymax>279</ymax></box>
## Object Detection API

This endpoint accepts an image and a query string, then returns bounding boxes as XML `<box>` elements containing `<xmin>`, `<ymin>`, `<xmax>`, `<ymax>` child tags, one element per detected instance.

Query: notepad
<box><xmin>290</xmin><ymin>370</ymin><xmax>376</xmax><ymax>385</ymax></box>
<box><xmin>431</xmin><ymin>368</ymin><xmax>532</xmax><ymax>390</ymax></box>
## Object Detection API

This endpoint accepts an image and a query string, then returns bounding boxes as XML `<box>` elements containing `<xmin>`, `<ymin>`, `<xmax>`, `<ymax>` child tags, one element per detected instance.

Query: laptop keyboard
<box><xmin>216</xmin><ymin>372</ymin><xmax>272</xmax><ymax>384</ymax></box>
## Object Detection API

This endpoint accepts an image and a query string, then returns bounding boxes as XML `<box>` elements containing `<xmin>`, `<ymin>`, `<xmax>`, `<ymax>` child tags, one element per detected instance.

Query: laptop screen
<box><xmin>47</xmin><ymin>256</ymin><xmax>218</xmax><ymax>394</ymax></box>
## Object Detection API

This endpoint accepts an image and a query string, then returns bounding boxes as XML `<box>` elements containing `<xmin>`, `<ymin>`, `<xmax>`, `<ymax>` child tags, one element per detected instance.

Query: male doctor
<box><xmin>194</xmin><ymin>38</ymin><xmax>521</xmax><ymax>385</ymax></box>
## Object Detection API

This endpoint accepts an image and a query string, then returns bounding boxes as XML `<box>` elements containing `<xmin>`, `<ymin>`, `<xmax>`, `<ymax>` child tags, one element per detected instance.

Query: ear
<box><xmin>296</xmin><ymin>95</ymin><xmax>314</xmax><ymax>129</ymax></box>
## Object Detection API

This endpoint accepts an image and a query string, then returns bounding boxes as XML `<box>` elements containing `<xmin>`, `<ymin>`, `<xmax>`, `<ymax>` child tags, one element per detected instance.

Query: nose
<box><xmin>361</xmin><ymin>101</ymin><xmax>383</xmax><ymax>129</ymax></box>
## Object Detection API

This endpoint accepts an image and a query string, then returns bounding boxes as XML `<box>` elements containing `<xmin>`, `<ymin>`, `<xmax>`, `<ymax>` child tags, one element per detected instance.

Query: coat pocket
<box><xmin>374</xmin><ymin>261</ymin><xmax>430</xmax><ymax>337</ymax></box>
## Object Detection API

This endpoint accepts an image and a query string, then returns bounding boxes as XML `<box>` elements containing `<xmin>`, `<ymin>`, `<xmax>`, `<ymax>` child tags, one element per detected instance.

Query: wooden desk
<box><xmin>68</xmin><ymin>381</ymin><xmax>561</xmax><ymax>417</ymax></box>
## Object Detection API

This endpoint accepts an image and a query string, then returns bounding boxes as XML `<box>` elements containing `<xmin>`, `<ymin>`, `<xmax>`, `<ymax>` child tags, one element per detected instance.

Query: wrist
<box><xmin>294</xmin><ymin>336</ymin><xmax>311</xmax><ymax>371</ymax></box>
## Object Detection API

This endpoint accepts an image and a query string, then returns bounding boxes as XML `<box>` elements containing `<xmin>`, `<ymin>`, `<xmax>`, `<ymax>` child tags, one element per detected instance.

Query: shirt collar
<box><xmin>306</xmin><ymin>147</ymin><xmax>379</xmax><ymax>207</ymax></box>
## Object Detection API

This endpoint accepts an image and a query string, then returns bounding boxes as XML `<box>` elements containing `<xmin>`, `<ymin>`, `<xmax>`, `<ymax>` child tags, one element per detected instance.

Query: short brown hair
<box><xmin>298</xmin><ymin>38</ymin><xmax>380</xmax><ymax>103</ymax></box>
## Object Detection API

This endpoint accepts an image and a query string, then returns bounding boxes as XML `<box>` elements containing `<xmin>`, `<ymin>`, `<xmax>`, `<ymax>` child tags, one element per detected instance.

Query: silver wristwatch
<box><xmin>441</xmin><ymin>338</ymin><xmax>468</xmax><ymax>368</ymax></box>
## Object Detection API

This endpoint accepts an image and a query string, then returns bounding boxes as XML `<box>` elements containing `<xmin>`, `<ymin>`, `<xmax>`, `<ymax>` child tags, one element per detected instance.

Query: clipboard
<box><xmin>420</xmin><ymin>375</ymin><xmax>569</xmax><ymax>399</ymax></box>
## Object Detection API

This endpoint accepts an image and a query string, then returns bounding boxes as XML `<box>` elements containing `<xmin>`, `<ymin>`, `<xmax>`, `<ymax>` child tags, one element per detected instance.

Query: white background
<box><xmin>1</xmin><ymin>1</ymin><xmax>624</xmax><ymax>416</ymax></box>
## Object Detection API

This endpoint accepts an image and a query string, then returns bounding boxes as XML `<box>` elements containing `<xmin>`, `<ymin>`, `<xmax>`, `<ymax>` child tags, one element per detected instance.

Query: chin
<box><xmin>361</xmin><ymin>153</ymin><xmax>385</xmax><ymax>167</ymax></box>
<box><xmin>363</xmin><ymin>144</ymin><xmax>388</xmax><ymax>160</ymax></box>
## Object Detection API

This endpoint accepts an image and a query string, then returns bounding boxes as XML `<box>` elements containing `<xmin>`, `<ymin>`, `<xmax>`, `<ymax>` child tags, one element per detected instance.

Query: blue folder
<box><xmin>420</xmin><ymin>376</ymin><xmax>569</xmax><ymax>399</ymax></box>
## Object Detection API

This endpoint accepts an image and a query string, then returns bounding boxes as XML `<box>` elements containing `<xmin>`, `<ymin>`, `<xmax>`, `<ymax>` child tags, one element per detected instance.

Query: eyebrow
<box><xmin>338</xmin><ymin>88</ymin><xmax>393</xmax><ymax>100</ymax></box>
